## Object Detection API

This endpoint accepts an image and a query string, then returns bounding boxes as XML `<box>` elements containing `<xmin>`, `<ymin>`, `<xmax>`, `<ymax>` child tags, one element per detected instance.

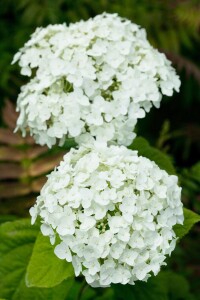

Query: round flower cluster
<box><xmin>13</xmin><ymin>13</ymin><xmax>180</xmax><ymax>148</ymax></box>
<box><xmin>30</xmin><ymin>145</ymin><xmax>183</xmax><ymax>287</ymax></box>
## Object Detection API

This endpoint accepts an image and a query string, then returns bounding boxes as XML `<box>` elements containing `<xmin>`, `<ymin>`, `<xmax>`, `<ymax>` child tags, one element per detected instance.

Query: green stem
<box><xmin>77</xmin><ymin>279</ymin><xmax>88</xmax><ymax>300</ymax></box>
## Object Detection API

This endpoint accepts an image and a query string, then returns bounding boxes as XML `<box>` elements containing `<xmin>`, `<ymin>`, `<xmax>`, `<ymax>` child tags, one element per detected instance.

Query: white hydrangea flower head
<box><xmin>13</xmin><ymin>13</ymin><xmax>180</xmax><ymax>148</ymax></box>
<box><xmin>30</xmin><ymin>145</ymin><xmax>184</xmax><ymax>287</ymax></box>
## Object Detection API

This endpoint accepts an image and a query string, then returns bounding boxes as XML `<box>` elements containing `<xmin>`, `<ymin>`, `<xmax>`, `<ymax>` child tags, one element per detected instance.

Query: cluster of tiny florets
<box><xmin>13</xmin><ymin>13</ymin><xmax>184</xmax><ymax>287</ymax></box>
<box><xmin>30</xmin><ymin>145</ymin><xmax>183</xmax><ymax>287</ymax></box>
<box><xmin>13</xmin><ymin>13</ymin><xmax>180</xmax><ymax>148</ymax></box>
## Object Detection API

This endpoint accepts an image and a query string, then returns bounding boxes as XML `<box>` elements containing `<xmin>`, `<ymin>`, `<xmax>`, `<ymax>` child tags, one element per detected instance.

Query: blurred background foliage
<box><xmin>0</xmin><ymin>0</ymin><xmax>200</xmax><ymax>299</ymax></box>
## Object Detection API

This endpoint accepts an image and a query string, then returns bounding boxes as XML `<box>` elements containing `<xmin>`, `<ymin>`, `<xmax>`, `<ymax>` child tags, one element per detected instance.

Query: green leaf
<box><xmin>174</xmin><ymin>208</ymin><xmax>200</xmax><ymax>239</ymax></box>
<box><xmin>190</xmin><ymin>162</ymin><xmax>200</xmax><ymax>183</ymax></box>
<box><xmin>156</xmin><ymin>271</ymin><xmax>194</xmax><ymax>300</ymax></box>
<box><xmin>12</xmin><ymin>278</ymin><xmax>74</xmax><ymax>300</ymax></box>
<box><xmin>64</xmin><ymin>279</ymin><xmax>97</xmax><ymax>300</ymax></box>
<box><xmin>26</xmin><ymin>232</ymin><xmax>74</xmax><ymax>288</ymax></box>
<box><xmin>0</xmin><ymin>219</ymin><xmax>74</xmax><ymax>300</ymax></box>
<box><xmin>113</xmin><ymin>271</ymin><xmax>195</xmax><ymax>300</ymax></box>
<box><xmin>129</xmin><ymin>137</ymin><xmax>176</xmax><ymax>175</ymax></box>
<box><xmin>113</xmin><ymin>280</ymin><xmax>167</xmax><ymax>300</ymax></box>
<box><xmin>0</xmin><ymin>219</ymin><xmax>36</xmax><ymax>299</ymax></box>
<box><xmin>94</xmin><ymin>289</ymin><xmax>115</xmax><ymax>300</ymax></box>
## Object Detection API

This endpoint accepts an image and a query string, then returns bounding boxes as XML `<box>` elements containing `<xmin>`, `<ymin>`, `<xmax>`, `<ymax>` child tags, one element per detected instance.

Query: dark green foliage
<box><xmin>129</xmin><ymin>137</ymin><xmax>176</xmax><ymax>175</ymax></box>
<box><xmin>0</xmin><ymin>0</ymin><xmax>200</xmax><ymax>299</ymax></box>
<box><xmin>0</xmin><ymin>218</ymin><xmax>198</xmax><ymax>300</ymax></box>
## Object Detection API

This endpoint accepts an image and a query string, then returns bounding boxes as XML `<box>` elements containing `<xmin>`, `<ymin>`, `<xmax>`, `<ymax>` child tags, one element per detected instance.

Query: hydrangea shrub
<box><xmin>10</xmin><ymin>12</ymin><xmax>193</xmax><ymax>292</ymax></box>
